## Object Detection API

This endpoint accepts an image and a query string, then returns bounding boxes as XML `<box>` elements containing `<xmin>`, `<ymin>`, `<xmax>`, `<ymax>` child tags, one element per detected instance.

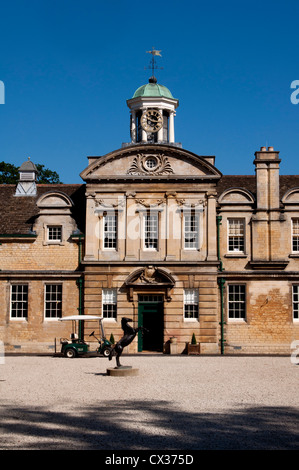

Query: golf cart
<box><xmin>57</xmin><ymin>315</ymin><xmax>113</xmax><ymax>358</ymax></box>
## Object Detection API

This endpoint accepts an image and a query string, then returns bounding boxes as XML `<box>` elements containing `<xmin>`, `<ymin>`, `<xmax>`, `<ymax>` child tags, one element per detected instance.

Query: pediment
<box><xmin>218</xmin><ymin>188</ymin><xmax>255</xmax><ymax>205</ymax></box>
<box><xmin>80</xmin><ymin>145</ymin><xmax>222</xmax><ymax>182</ymax></box>
<box><xmin>36</xmin><ymin>191</ymin><xmax>73</xmax><ymax>215</ymax></box>
<box><xmin>125</xmin><ymin>266</ymin><xmax>175</xmax><ymax>287</ymax></box>
<box><xmin>282</xmin><ymin>187</ymin><xmax>299</xmax><ymax>204</ymax></box>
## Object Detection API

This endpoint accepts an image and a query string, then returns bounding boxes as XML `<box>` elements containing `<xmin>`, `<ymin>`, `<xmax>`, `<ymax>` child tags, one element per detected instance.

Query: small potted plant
<box><xmin>187</xmin><ymin>333</ymin><xmax>200</xmax><ymax>355</ymax></box>
<box><xmin>109</xmin><ymin>333</ymin><xmax>115</xmax><ymax>345</ymax></box>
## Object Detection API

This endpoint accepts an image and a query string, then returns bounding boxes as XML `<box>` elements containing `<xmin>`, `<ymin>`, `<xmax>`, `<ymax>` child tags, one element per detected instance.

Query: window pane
<box><xmin>102</xmin><ymin>289</ymin><xmax>117</xmax><ymax>319</ymax></box>
<box><xmin>292</xmin><ymin>219</ymin><xmax>299</xmax><ymax>252</ymax></box>
<box><xmin>48</xmin><ymin>226</ymin><xmax>62</xmax><ymax>242</ymax></box>
<box><xmin>45</xmin><ymin>284</ymin><xmax>62</xmax><ymax>318</ymax></box>
<box><xmin>138</xmin><ymin>295</ymin><xmax>163</xmax><ymax>303</ymax></box>
<box><xmin>11</xmin><ymin>285</ymin><xmax>28</xmax><ymax>319</ymax></box>
<box><xmin>228</xmin><ymin>219</ymin><xmax>244</xmax><ymax>252</ymax></box>
<box><xmin>184</xmin><ymin>289</ymin><xmax>199</xmax><ymax>319</ymax></box>
<box><xmin>293</xmin><ymin>285</ymin><xmax>299</xmax><ymax>320</ymax></box>
<box><xmin>184</xmin><ymin>214</ymin><xmax>199</xmax><ymax>249</ymax></box>
<box><xmin>104</xmin><ymin>214</ymin><xmax>117</xmax><ymax>249</ymax></box>
<box><xmin>144</xmin><ymin>213</ymin><xmax>158</xmax><ymax>249</ymax></box>
<box><xmin>228</xmin><ymin>285</ymin><xmax>246</xmax><ymax>319</ymax></box>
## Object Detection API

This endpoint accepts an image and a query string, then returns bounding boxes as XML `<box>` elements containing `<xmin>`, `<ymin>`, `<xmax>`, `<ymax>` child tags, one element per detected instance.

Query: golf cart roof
<box><xmin>59</xmin><ymin>315</ymin><xmax>102</xmax><ymax>322</ymax></box>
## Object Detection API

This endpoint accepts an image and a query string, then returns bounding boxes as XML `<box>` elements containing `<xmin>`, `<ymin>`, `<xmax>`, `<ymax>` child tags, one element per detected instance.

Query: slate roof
<box><xmin>0</xmin><ymin>184</ymin><xmax>86</xmax><ymax>235</ymax></box>
<box><xmin>1</xmin><ymin>175</ymin><xmax>299</xmax><ymax>235</ymax></box>
<box><xmin>216</xmin><ymin>175</ymin><xmax>256</xmax><ymax>198</ymax></box>
<box><xmin>216</xmin><ymin>175</ymin><xmax>299</xmax><ymax>201</ymax></box>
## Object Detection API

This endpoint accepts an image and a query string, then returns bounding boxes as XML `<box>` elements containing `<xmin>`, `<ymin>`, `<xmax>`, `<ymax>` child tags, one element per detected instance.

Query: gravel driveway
<box><xmin>0</xmin><ymin>354</ymin><xmax>298</xmax><ymax>450</ymax></box>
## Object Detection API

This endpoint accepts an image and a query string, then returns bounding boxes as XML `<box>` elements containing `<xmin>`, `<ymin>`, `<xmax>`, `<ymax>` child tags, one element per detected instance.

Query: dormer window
<box><xmin>36</xmin><ymin>191</ymin><xmax>77</xmax><ymax>247</ymax></box>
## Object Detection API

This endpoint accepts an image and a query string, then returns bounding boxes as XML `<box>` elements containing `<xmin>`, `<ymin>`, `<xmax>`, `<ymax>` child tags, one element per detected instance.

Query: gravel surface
<box><xmin>0</xmin><ymin>354</ymin><xmax>298</xmax><ymax>450</ymax></box>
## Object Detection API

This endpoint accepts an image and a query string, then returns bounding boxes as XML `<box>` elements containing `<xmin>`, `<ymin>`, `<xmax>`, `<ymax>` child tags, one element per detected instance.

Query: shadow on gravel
<box><xmin>1</xmin><ymin>400</ymin><xmax>298</xmax><ymax>450</ymax></box>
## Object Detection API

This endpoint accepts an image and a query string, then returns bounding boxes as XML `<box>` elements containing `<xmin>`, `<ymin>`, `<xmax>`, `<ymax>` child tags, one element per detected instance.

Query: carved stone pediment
<box><xmin>79</xmin><ymin>144</ymin><xmax>222</xmax><ymax>182</ymax></box>
<box><xmin>127</xmin><ymin>153</ymin><xmax>174</xmax><ymax>176</ymax></box>
<box><xmin>125</xmin><ymin>266</ymin><xmax>175</xmax><ymax>287</ymax></box>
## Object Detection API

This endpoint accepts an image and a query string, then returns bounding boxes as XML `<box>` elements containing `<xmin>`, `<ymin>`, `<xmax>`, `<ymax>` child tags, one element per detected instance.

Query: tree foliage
<box><xmin>0</xmin><ymin>162</ymin><xmax>19</xmax><ymax>184</ymax></box>
<box><xmin>0</xmin><ymin>161</ymin><xmax>62</xmax><ymax>184</ymax></box>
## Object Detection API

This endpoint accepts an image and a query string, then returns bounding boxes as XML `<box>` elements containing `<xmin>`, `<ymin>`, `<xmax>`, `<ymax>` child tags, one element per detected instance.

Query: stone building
<box><xmin>1</xmin><ymin>75</ymin><xmax>299</xmax><ymax>355</ymax></box>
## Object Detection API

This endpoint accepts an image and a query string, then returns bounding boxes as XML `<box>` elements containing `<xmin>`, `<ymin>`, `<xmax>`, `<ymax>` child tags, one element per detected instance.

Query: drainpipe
<box><xmin>216</xmin><ymin>215</ymin><xmax>225</xmax><ymax>354</ymax></box>
<box><xmin>216</xmin><ymin>215</ymin><xmax>223</xmax><ymax>272</ymax></box>
<box><xmin>218</xmin><ymin>277</ymin><xmax>226</xmax><ymax>355</ymax></box>
<box><xmin>78</xmin><ymin>233</ymin><xmax>83</xmax><ymax>265</ymax></box>
<box><xmin>76</xmin><ymin>277</ymin><xmax>84</xmax><ymax>340</ymax></box>
<box><xmin>77</xmin><ymin>233</ymin><xmax>84</xmax><ymax>340</ymax></box>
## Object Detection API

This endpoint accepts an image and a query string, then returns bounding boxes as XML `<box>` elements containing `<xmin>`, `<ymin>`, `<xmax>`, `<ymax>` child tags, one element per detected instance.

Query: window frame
<box><xmin>227</xmin><ymin>284</ymin><xmax>246</xmax><ymax>321</ymax></box>
<box><xmin>47</xmin><ymin>225</ymin><xmax>63</xmax><ymax>244</ymax></box>
<box><xmin>102</xmin><ymin>288</ymin><xmax>117</xmax><ymax>320</ymax></box>
<box><xmin>143</xmin><ymin>212</ymin><xmax>159</xmax><ymax>251</ymax></box>
<box><xmin>292</xmin><ymin>218</ymin><xmax>299</xmax><ymax>253</ymax></box>
<box><xmin>184</xmin><ymin>212</ymin><xmax>199</xmax><ymax>250</ymax></box>
<box><xmin>183</xmin><ymin>288</ymin><xmax>199</xmax><ymax>322</ymax></box>
<box><xmin>103</xmin><ymin>212</ymin><xmax>118</xmax><ymax>250</ymax></box>
<box><xmin>292</xmin><ymin>285</ymin><xmax>299</xmax><ymax>322</ymax></box>
<box><xmin>44</xmin><ymin>283</ymin><xmax>63</xmax><ymax>320</ymax></box>
<box><xmin>227</xmin><ymin>218</ymin><xmax>245</xmax><ymax>253</ymax></box>
<box><xmin>10</xmin><ymin>284</ymin><xmax>28</xmax><ymax>320</ymax></box>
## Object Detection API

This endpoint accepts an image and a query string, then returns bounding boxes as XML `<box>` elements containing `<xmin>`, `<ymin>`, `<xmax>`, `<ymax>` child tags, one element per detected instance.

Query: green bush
<box><xmin>191</xmin><ymin>333</ymin><xmax>197</xmax><ymax>345</ymax></box>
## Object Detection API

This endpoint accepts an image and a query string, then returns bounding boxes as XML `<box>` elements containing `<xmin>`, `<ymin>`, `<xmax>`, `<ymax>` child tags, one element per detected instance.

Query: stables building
<box><xmin>1</xmin><ymin>70</ymin><xmax>299</xmax><ymax>355</ymax></box>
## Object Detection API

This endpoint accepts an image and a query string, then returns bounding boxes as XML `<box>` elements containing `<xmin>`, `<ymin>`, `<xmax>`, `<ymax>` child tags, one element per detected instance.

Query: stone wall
<box><xmin>1</xmin><ymin>278</ymin><xmax>80</xmax><ymax>353</ymax></box>
<box><xmin>224</xmin><ymin>280</ymin><xmax>299</xmax><ymax>354</ymax></box>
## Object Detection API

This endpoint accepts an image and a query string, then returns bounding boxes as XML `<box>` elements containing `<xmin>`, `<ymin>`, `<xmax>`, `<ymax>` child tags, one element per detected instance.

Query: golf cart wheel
<box><xmin>65</xmin><ymin>348</ymin><xmax>77</xmax><ymax>358</ymax></box>
<box><xmin>103</xmin><ymin>348</ymin><xmax>111</xmax><ymax>357</ymax></box>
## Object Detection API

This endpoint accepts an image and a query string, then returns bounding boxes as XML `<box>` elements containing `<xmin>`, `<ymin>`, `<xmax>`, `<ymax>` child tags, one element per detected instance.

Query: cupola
<box><xmin>125</xmin><ymin>50</ymin><xmax>179</xmax><ymax>146</ymax></box>
<box><xmin>15</xmin><ymin>157</ymin><xmax>38</xmax><ymax>196</ymax></box>
<box><xmin>127</xmin><ymin>76</ymin><xmax>179</xmax><ymax>145</ymax></box>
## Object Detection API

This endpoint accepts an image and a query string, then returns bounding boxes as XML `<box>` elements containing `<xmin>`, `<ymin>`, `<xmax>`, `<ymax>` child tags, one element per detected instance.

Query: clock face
<box><xmin>141</xmin><ymin>109</ymin><xmax>163</xmax><ymax>133</ymax></box>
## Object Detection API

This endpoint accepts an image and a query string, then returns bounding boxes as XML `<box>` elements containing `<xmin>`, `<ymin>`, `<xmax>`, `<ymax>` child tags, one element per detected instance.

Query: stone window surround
<box><xmin>95</xmin><ymin>207</ymin><xmax>124</xmax><ymax>253</ymax></box>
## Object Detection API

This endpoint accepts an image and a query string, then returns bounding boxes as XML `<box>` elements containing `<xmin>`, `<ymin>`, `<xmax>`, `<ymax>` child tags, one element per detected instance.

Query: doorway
<box><xmin>138</xmin><ymin>295</ymin><xmax>164</xmax><ymax>352</ymax></box>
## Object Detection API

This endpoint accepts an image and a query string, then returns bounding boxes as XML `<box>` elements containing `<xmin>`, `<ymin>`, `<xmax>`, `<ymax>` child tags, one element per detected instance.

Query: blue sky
<box><xmin>0</xmin><ymin>0</ymin><xmax>298</xmax><ymax>183</ymax></box>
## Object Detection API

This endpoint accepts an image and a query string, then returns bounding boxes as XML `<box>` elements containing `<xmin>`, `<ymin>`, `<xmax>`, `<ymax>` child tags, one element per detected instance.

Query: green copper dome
<box><xmin>132</xmin><ymin>77</ymin><xmax>174</xmax><ymax>99</ymax></box>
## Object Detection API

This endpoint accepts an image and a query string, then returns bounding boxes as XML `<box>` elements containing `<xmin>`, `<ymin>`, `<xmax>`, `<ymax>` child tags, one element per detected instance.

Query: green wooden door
<box><xmin>138</xmin><ymin>300</ymin><xmax>164</xmax><ymax>352</ymax></box>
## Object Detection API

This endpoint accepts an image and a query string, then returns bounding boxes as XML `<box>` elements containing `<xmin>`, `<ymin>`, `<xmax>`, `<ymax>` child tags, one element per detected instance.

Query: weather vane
<box><xmin>145</xmin><ymin>47</ymin><xmax>163</xmax><ymax>80</ymax></box>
